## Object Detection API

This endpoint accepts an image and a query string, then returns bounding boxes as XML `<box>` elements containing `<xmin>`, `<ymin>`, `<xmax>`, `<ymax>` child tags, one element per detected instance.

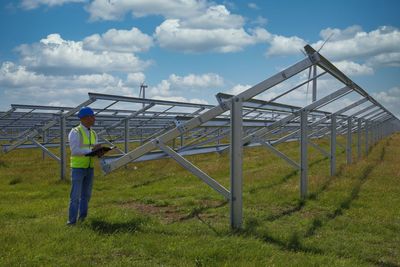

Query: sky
<box><xmin>0</xmin><ymin>0</ymin><xmax>399</xmax><ymax>117</ymax></box>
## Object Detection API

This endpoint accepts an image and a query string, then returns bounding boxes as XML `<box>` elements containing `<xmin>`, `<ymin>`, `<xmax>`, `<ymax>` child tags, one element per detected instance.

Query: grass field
<box><xmin>0</xmin><ymin>134</ymin><xmax>399</xmax><ymax>266</ymax></box>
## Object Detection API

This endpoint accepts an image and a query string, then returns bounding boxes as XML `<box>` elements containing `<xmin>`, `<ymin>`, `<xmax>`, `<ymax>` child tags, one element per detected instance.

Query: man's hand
<box><xmin>92</xmin><ymin>144</ymin><xmax>105</xmax><ymax>157</ymax></box>
<box><xmin>92</xmin><ymin>144</ymin><xmax>102</xmax><ymax>151</ymax></box>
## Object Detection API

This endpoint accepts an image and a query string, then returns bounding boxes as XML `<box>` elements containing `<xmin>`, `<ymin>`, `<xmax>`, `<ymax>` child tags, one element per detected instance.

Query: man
<box><xmin>67</xmin><ymin>106</ymin><xmax>105</xmax><ymax>225</ymax></box>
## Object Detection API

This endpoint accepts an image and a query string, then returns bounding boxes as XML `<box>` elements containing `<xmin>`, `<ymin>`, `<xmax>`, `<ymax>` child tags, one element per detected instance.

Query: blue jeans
<box><xmin>68</xmin><ymin>168</ymin><xmax>94</xmax><ymax>224</ymax></box>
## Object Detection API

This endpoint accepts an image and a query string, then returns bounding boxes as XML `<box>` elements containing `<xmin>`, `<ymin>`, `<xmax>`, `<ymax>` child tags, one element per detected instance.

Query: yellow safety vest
<box><xmin>70</xmin><ymin>125</ymin><xmax>97</xmax><ymax>168</ymax></box>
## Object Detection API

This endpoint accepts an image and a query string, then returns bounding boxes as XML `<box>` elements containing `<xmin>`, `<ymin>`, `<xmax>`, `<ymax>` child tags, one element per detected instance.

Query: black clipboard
<box><xmin>85</xmin><ymin>146</ymin><xmax>115</xmax><ymax>157</ymax></box>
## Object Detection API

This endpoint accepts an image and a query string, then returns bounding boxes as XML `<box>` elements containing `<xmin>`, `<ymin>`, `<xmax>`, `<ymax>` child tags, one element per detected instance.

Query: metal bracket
<box><xmin>177</xmin><ymin>123</ymin><xmax>188</xmax><ymax>134</ymax></box>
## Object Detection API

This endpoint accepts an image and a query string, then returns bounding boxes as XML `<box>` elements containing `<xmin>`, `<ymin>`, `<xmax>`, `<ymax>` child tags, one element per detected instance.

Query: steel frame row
<box><xmin>1</xmin><ymin>45</ymin><xmax>399</xmax><ymax>229</ymax></box>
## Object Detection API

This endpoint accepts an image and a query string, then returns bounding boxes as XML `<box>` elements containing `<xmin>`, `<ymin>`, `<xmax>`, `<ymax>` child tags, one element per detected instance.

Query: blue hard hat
<box><xmin>78</xmin><ymin>107</ymin><xmax>94</xmax><ymax>118</ymax></box>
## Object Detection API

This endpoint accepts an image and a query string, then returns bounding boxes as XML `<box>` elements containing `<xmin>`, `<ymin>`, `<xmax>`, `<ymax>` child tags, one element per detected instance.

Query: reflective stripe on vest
<box><xmin>70</xmin><ymin>125</ymin><xmax>97</xmax><ymax>168</ymax></box>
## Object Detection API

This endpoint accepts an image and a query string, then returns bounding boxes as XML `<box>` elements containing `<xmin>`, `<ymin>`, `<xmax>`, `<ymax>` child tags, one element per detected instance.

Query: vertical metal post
<box><xmin>312</xmin><ymin>65</ymin><xmax>317</xmax><ymax>102</ymax></box>
<box><xmin>124</xmin><ymin>119</ymin><xmax>129</xmax><ymax>154</ymax></box>
<box><xmin>42</xmin><ymin>129</ymin><xmax>48</xmax><ymax>160</ymax></box>
<box><xmin>330</xmin><ymin>114</ymin><xmax>337</xmax><ymax>176</ymax></box>
<box><xmin>357</xmin><ymin>118</ymin><xmax>362</xmax><ymax>160</ymax></box>
<box><xmin>180</xmin><ymin>134</ymin><xmax>184</xmax><ymax>148</ymax></box>
<box><xmin>365</xmin><ymin>121</ymin><xmax>369</xmax><ymax>155</ymax></box>
<box><xmin>346</xmin><ymin>117</ymin><xmax>352</xmax><ymax>164</ymax></box>
<box><xmin>300</xmin><ymin>109</ymin><xmax>308</xmax><ymax>199</ymax></box>
<box><xmin>371</xmin><ymin>122</ymin><xmax>375</xmax><ymax>145</ymax></box>
<box><xmin>230</xmin><ymin>97</ymin><xmax>243</xmax><ymax>229</ymax></box>
<box><xmin>60</xmin><ymin>115</ymin><xmax>67</xmax><ymax>180</ymax></box>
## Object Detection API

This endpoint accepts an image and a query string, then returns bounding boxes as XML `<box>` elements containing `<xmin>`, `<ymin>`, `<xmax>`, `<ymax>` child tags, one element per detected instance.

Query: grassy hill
<box><xmin>0</xmin><ymin>134</ymin><xmax>399</xmax><ymax>266</ymax></box>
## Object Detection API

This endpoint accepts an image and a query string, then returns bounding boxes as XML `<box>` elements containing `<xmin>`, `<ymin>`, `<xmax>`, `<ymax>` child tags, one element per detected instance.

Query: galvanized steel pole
<box><xmin>60</xmin><ymin>115</ymin><xmax>67</xmax><ymax>180</ymax></box>
<box><xmin>230</xmin><ymin>97</ymin><xmax>243</xmax><ymax>229</ymax></box>
<box><xmin>124</xmin><ymin>119</ymin><xmax>129</xmax><ymax>154</ymax></box>
<box><xmin>357</xmin><ymin>118</ymin><xmax>362</xmax><ymax>160</ymax></box>
<box><xmin>330</xmin><ymin>114</ymin><xmax>337</xmax><ymax>176</ymax></box>
<box><xmin>347</xmin><ymin>117</ymin><xmax>352</xmax><ymax>164</ymax></box>
<box><xmin>300</xmin><ymin>110</ymin><xmax>308</xmax><ymax>199</ymax></box>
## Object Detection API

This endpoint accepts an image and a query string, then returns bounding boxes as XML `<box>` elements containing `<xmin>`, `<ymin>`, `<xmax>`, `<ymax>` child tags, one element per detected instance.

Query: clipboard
<box><xmin>85</xmin><ymin>146</ymin><xmax>115</xmax><ymax>157</ymax></box>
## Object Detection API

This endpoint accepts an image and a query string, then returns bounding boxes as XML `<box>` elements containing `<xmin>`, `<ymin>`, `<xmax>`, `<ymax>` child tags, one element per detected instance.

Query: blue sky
<box><xmin>0</xmin><ymin>0</ymin><xmax>399</xmax><ymax>117</ymax></box>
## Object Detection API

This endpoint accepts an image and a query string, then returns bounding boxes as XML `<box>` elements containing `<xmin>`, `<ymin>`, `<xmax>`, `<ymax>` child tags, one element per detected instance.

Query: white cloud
<box><xmin>155</xmin><ymin>19</ymin><xmax>269</xmax><ymax>53</ymax></box>
<box><xmin>263</xmin><ymin>25</ymin><xmax>400</xmax><ymax>76</ymax></box>
<box><xmin>0</xmin><ymin>61</ymin><xmax>137</xmax><ymax>107</ymax></box>
<box><xmin>180</xmin><ymin>5</ymin><xmax>244</xmax><ymax>30</ymax></box>
<box><xmin>367</xmin><ymin>52</ymin><xmax>400</xmax><ymax>67</ymax></box>
<box><xmin>126</xmin><ymin>72</ymin><xmax>146</xmax><ymax>86</ymax></box>
<box><xmin>312</xmin><ymin>26</ymin><xmax>400</xmax><ymax>63</ymax></box>
<box><xmin>251</xmin><ymin>16</ymin><xmax>268</xmax><ymax>26</ymax></box>
<box><xmin>248</xmin><ymin>3</ymin><xmax>259</xmax><ymax>10</ymax></box>
<box><xmin>83</xmin><ymin>27</ymin><xmax>153</xmax><ymax>53</ymax></box>
<box><xmin>373</xmin><ymin>86</ymin><xmax>400</xmax><ymax>118</ymax></box>
<box><xmin>148</xmin><ymin>73</ymin><xmax>223</xmax><ymax>103</ymax></box>
<box><xmin>149</xmin><ymin>95</ymin><xmax>208</xmax><ymax>105</ymax></box>
<box><xmin>333</xmin><ymin>60</ymin><xmax>374</xmax><ymax>76</ymax></box>
<box><xmin>168</xmin><ymin>73</ymin><xmax>224</xmax><ymax>89</ymax></box>
<box><xmin>16</xmin><ymin>33</ymin><xmax>151</xmax><ymax>75</ymax></box>
<box><xmin>0</xmin><ymin>61</ymin><xmax>47</xmax><ymax>88</ymax></box>
<box><xmin>86</xmin><ymin>0</ymin><xmax>207</xmax><ymax>21</ymax></box>
<box><xmin>264</xmin><ymin>25</ymin><xmax>400</xmax><ymax>64</ymax></box>
<box><xmin>266</xmin><ymin>34</ymin><xmax>307</xmax><ymax>56</ymax></box>
<box><xmin>86</xmin><ymin>1</ymin><xmax>269</xmax><ymax>53</ymax></box>
<box><xmin>319</xmin><ymin>25</ymin><xmax>363</xmax><ymax>42</ymax></box>
<box><xmin>226</xmin><ymin>84</ymin><xmax>251</xmax><ymax>95</ymax></box>
<box><xmin>20</xmin><ymin>0</ymin><xmax>86</xmax><ymax>9</ymax></box>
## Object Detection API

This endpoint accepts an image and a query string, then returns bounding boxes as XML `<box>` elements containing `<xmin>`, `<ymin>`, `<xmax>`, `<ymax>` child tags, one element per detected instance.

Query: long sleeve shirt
<box><xmin>68</xmin><ymin>124</ymin><xmax>98</xmax><ymax>156</ymax></box>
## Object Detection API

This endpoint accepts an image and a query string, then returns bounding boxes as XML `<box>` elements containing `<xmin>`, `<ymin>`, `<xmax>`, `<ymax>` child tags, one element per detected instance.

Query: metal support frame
<box><xmin>346</xmin><ymin>117</ymin><xmax>352</xmax><ymax>164</ymax></box>
<box><xmin>256</xmin><ymin>137</ymin><xmax>300</xmax><ymax>169</ymax></box>
<box><xmin>312</xmin><ymin>65</ymin><xmax>317</xmax><ymax>102</ymax></box>
<box><xmin>300</xmin><ymin>109</ymin><xmax>308</xmax><ymax>199</ymax></box>
<box><xmin>357</xmin><ymin>118</ymin><xmax>362</xmax><ymax>159</ymax></box>
<box><xmin>330</xmin><ymin>114</ymin><xmax>337</xmax><ymax>176</ymax></box>
<box><xmin>124</xmin><ymin>119</ymin><xmax>129</xmax><ymax>154</ymax></box>
<box><xmin>230</xmin><ymin>97</ymin><xmax>243</xmax><ymax>229</ymax></box>
<box><xmin>2</xmin><ymin>44</ymin><xmax>399</xmax><ymax>231</ymax></box>
<box><xmin>365</xmin><ymin>121</ymin><xmax>369</xmax><ymax>154</ymax></box>
<box><xmin>60</xmin><ymin>115</ymin><xmax>67</xmax><ymax>180</ymax></box>
<box><xmin>32</xmin><ymin>139</ymin><xmax>60</xmax><ymax>162</ymax></box>
<box><xmin>155</xmin><ymin>140</ymin><xmax>230</xmax><ymax>199</ymax></box>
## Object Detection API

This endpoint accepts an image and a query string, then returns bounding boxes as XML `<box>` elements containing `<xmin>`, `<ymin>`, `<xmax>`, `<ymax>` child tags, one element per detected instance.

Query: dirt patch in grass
<box><xmin>9</xmin><ymin>177</ymin><xmax>22</xmax><ymax>185</ymax></box>
<box><xmin>0</xmin><ymin>159</ymin><xmax>8</xmax><ymax>168</ymax></box>
<box><xmin>121</xmin><ymin>199</ymin><xmax>226</xmax><ymax>224</ymax></box>
<box><xmin>122</xmin><ymin>201</ymin><xmax>184</xmax><ymax>223</ymax></box>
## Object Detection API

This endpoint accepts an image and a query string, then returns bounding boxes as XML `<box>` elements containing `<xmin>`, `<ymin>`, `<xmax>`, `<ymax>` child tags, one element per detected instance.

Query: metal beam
<box><xmin>155</xmin><ymin>140</ymin><xmax>230</xmax><ymax>199</ymax></box>
<box><xmin>230</xmin><ymin>97</ymin><xmax>243</xmax><ymax>229</ymax></box>
<box><xmin>300</xmin><ymin>109</ymin><xmax>308</xmax><ymax>199</ymax></box>
<box><xmin>330</xmin><ymin>114</ymin><xmax>337</xmax><ymax>176</ymax></box>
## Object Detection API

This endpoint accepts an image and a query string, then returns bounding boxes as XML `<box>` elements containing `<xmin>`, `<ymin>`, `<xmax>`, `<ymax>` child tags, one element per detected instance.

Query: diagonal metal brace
<box><xmin>154</xmin><ymin>139</ymin><xmax>230</xmax><ymax>199</ymax></box>
<box><xmin>254</xmin><ymin>137</ymin><xmax>300</xmax><ymax>170</ymax></box>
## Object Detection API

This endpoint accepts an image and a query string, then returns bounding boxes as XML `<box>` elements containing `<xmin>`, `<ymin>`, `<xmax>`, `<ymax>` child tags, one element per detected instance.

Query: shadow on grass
<box><xmin>236</xmin><ymin>223</ymin><xmax>324</xmax><ymax>255</ymax></box>
<box><xmin>131</xmin><ymin>176</ymin><xmax>171</xmax><ymax>189</ymax></box>
<box><xmin>366</xmin><ymin>259</ymin><xmax>400</xmax><ymax>267</ymax></box>
<box><xmin>248</xmin><ymin>156</ymin><xmax>330</xmax><ymax>195</ymax></box>
<box><xmin>304</xmin><ymin>145</ymin><xmax>386</xmax><ymax>238</ymax></box>
<box><xmin>9</xmin><ymin>177</ymin><xmax>22</xmax><ymax>185</ymax></box>
<box><xmin>180</xmin><ymin>201</ymin><xmax>227</xmax><ymax>221</ymax></box>
<box><xmin>265</xmin><ymin>199</ymin><xmax>305</xmax><ymax>221</ymax></box>
<box><xmin>89</xmin><ymin>218</ymin><xmax>147</xmax><ymax>234</ymax></box>
<box><xmin>0</xmin><ymin>159</ymin><xmax>8</xmax><ymax>168</ymax></box>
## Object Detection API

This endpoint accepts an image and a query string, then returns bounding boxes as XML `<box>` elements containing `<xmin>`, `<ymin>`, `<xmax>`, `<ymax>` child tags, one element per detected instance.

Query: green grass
<box><xmin>0</xmin><ymin>134</ymin><xmax>399</xmax><ymax>266</ymax></box>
